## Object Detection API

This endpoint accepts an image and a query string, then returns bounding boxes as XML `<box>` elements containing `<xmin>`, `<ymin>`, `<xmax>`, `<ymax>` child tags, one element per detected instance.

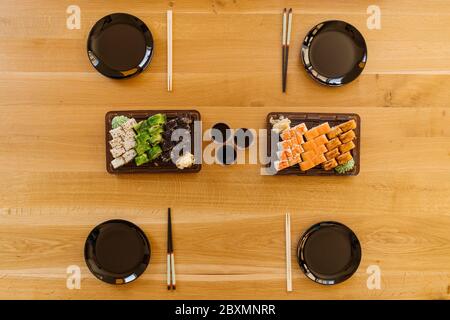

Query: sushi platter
<box><xmin>105</xmin><ymin>110</ymin><xmax>201</xmax><ymax>174</ymax></box>
<box><xmin>267</xmin><ymin>112</ymin><xmax>360</xmax><ymax>176</ymax></box>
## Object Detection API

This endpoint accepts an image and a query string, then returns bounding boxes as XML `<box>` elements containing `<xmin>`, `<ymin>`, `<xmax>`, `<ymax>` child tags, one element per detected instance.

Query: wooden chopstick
<box><xmin>285</xmin><ymin>213</ymin><xmax>292</xmax><ymax>292</ymax></box>
<box><xmin>283</xmin><ymin>8</ymin><xmax>293</xmax><ymax>93</ymax></box>
<box><xmin>282</xmin><ymin>8</ymin><xmax>287</xmax><ymax>92</ymax></box>
<box><xmin>167</xmin><ymin>208</ymin><xmax>176</xmax><ymax>290</ymax></box>
<box><xmin>167</xmin><ymin>10</ymin><xmax>173</xmax><ymax>92</ymax></box>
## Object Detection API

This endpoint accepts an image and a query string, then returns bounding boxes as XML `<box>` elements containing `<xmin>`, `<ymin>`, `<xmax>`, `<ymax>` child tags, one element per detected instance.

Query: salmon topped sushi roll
<box><xmin>339</xmin><ymin>130</ymin><xmax>356</xmax><ymax>144</ymax></box>
<box><xmin>291</xmin><ymin>144</ymin><xmax>304</xmax><ymax>156</ymax></box>
<box><xmin>327</xmin><ymin>126</ymin><xmax>342</xmax><ymax>139</ymax></box>
<box><xmin>288</xmin><ymin>154</ymin><xmax>301</xmax><ymax>166</ymax></box>
<box><xmin>277</xmin><ymin>149</ymin><xmax>292</xmax><ymax>161</ymax></box>
<box><xmin>314</xmin><ymin>134</ymin><xmax>329</xmax><ymax>146</ymax></box>
<box><xmin>302</xmin><ymin>140</ymin><xmax>316</xmax><ymax>152</ymax></box>
<box><xmin>293</xmin><ymin>123</ymin><xmax>308</xmax><ymax>135</ymax></box>
<box><xmin>338</xmin><ymin>119</ymin><xmax>357</xmax><ymax>132</ymax></box>
<box><xmin>277</xmin><ymin>140</ymin><xmax>292</xmax><ymax>150</ymax></box>
<box><xmin>316</xmin><ymin>122</ymin><xmax>331</xmax><ymax>135</ymax></box>
<box><xmin>300</xmin><ymin>160</ymin><xmax>315</xmax><ymax>171</ymax></box>
<box><xmin>304</xmin><ymin>128</ymin><xmax>320</xmax><ymax>141</ymax></box>
<box><xmin>280</xmin><ymin>130</ymin><xmax>292</xmax><ymax>141</ymax></box>
<box><xmin>274</xmin><ymin>160</ymin><xmax>289</xmax><ymax>171</ymax></box>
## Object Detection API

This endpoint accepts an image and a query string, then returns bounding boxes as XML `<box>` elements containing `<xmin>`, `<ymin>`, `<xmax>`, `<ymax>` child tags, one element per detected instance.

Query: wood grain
<box><xmin>0</xmin><ymin>0</ymin><xmax>449</xmax><ymax>299</ymax></box>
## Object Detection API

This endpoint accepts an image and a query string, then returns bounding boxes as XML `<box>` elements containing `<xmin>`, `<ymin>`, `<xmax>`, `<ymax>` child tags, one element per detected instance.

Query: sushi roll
<box><xmin>316</xmin><ymin>144</ymin><xmax>327</xmax><ymax>154</ymax></box>
<box><xmin>280</xmin><ymin>130</ymin><xmax>292</xmax><ymax>141</ymax></box>
<box><xmin>302</xmin><ymin>140</ymin><xmax>316</xmax><ymax>152</ymax></box>
<box><xmin>304</xmin><ymin>128</ymin><xmax>319</xmax><ymax>141</ymax></box>
<box><xmin>122</xmin><ymin>149</ymin><xmax>137</xmax><ymax>163</ymax></box>
<box><xmin>300</xmin><ymin>160</ymin><xmax>315</xmax><ymax>171</ymax></box>
<box><xmin>293</xmin><ymin>123</ymin><xmax>308</xmax><ymax>135</ymax></box>
<box><xmin>336</xmin><ymin>151</ymin><xmax>353</xmax><ymax>165</ymax></box>
<box><xmin>338</xmin><ymin>119</ymin><xmax>357</xmax><ymax>132</ymax></box>
<box><xmin>277</xmin><ymin>140</ymin><xmax>292</xmax><ymax>150</ymax></box>
<box><xmin>111</xmin><ymin>157</ymin><xmax>126</xmax><ymax>169</ymax></box>
<box><xmin>291</xmin><ymin>145</ymin><xmax>304</xmax><ymax>156</ymax></box>
<box><xmin>325</xmin><ymin>138</ymin><xmax>342</xmax><ymax>151</ymax></box>
<box><xmin>122</xmin><ymin>118</ymin><xmax>138</xmax><ymax>132</ymax></box>
<box><xmin>288</xmin><ymin>154</ymin><xmax>301</xmax><ymax>166</ymax></box>
<box><xmin>123</xmin><ymin>139</ymin><xmax>136</xmax><ymax>151</ymax></box>
<box><xmin>109</xmin><ymin>127</ymin><xmax>125</xmax><ymax>139</ymax></box>
<box><xmin>313</xmin><ymin>154</ymin><xmax>327</xmax><ymax>166</ymax></box>
<box><xmin>339</xmin><ymin>130</ymin><xmax>356</xmax><ymax>144</ymax></box>
<box><xmin>339</xmin><ymin>141</ymin><xmax>356</xmax><ymax>154</ymax></box>
<box><xmin>327</xmin><ymin>126</ymin><xmax>342</xmax><ymax>140</ymax></box>
<box><xmin>274</xmin><ymin>160</ymin><xmax>290</xmax><ymax>171</ymax></box>
<box><xmin>316</xmin><ymin>122</ymin><xmax>331</xmax><ymax>135</ymax></box>
<box><xmin>109</xmin><ymin>137</ymin><xmax>123</xmax><ymax>148</ymax></box>
<box><xmin>325</xmin><ymin>148</ymin><xmax>340</xmax><ymax>160</ymax></box>
<box><xmin>110</xmin><ymin>146</ymin><xmax>126</xmax><ymax>158</ymax></box>
<box><xmin>301</xmin><ymin>151</ymin><xmax>315</xmax><ymax>162</ymax></box>
<box><xmin>314</xmin><ymin>134</ymin><xmax>328</xmax><ymax>146</ymax></box>
<box><xmin>322</xmin><ymin>158</ymin><xmax>338</xmax><ymax>171</ymax></box>
<box><xmin>277</xmin><ymin>149</ymin><xmax>292</xmax><ymax>161</ymax></box>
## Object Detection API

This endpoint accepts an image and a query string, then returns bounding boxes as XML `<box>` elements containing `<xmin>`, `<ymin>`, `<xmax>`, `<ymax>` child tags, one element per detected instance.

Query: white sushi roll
<box><xmin>122</xmin><ymin>149</ymin><xmax>137</xmax><ymax>163</ymax></box>
<box><xmin>110</xmin><ymin>146</ymin><xmax>125</xmax><ymax>158</ymax></box>
<box><xmin>123</xmin><ymin>130</ymin><xmax>136</xmax><ymax>141</ymax></box>
<box><xmin>123</xmin><ymin>139</ymin><xmax>136</xmax><ymax>151</ymax></box>
<box><xmin>109</xmin><ymin>127</ymin><xmax>125</xmax><ymax>139</ymax></box>
<box><xmin>111</xmin><ymin>157</ymin><xmax>125</xmax><ymax>169</ymax></box>
<box><xmin>109</xmin><ymin>137</ymin><xmax>123</xmax><ymax>148</ymax></box>
<box><xmin>122</xmin><ymin>118</ymin><xmax>138</xmax><ymax>132</ymax></box>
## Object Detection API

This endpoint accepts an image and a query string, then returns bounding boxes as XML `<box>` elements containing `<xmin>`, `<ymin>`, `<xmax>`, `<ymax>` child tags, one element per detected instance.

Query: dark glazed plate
<box><xmin>105</xmin><ymin>110</ymin><xmax>202</xmax><ymax>174</ymax></box>
<box><xmin>301</xmin><ymin>20</ymin><xmax>367</xmax><ymax>86</ymax></box>
<box><xmin>84</xmin><ymin>219</ymin><xmax>151</xmax><ymax>285</ymax></box>
<box><xmin>266</xmin><ymin>112</ymin><xmax>361</xmax><ymax>176</ymax></box>
<box><xmin>87</xmin><ymin>13</ymin><xmax>153</xmax><ymax>79</ymax></box>
<box><xmin>297</xmin><ymin>221</ymin><xmax>361</xmax><ymax>285</ymax></box>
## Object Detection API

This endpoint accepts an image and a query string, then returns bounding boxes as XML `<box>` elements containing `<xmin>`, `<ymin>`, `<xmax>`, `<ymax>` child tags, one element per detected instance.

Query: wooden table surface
<box><xmin>0</xmin><ymin>0</ymin><xmax>449</xmax><ymax>300</ymax></box>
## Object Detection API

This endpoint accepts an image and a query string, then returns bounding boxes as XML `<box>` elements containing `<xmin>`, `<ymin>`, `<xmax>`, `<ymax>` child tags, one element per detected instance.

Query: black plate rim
<box><xmin>87</xmin><ymin>12</ymin><xmax>154</xmax><ymax>79</ymax></box>
<box><xmin>300</xmin><ymin>20</ymin><xmax>368</xmax><ymax>87</ymax></box>
<box><xmin>296</xmin><ymin>221</ymin><xmax>362</xmax><ymax>285</ymax></box>
<box><xmin>84</xmin><ymin>219</ymin><xmax>151</xmax><ymax>285</ymax></box>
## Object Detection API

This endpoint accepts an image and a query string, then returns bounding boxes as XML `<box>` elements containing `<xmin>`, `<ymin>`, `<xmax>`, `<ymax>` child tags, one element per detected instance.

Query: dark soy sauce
<box><xmin>95</xmin><ymin>223</ymin><xmax>144</xmax><ymax>274</ymax></box>
<box><xmin>303</xmin><ymin>226</ymin><xmax>352</xmax><ymax>276</ymax></box>
<box><xmin>216</xmin><ymin>145</ymin><xmax>237</xmax><ymax>165</ymax></box>
<box><xmin>211</xmin><ymin>123</ymin><xmax>231</xmax><ymax>143</ymax></box>
<box><xmin>309</xmin><ymin>31</ymin><xmax>358</xmax><ymax>78</ymax></box>
<box><xmin>92</xmin><ymin>23</ymin><xmax>146</xmax><ymax>71</ymax></box>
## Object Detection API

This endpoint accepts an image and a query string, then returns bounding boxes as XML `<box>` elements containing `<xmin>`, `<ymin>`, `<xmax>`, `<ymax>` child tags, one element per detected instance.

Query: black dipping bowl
<box><xmin>87</xmin><ymin>13</ymin><xmax>154</xmax><ymax>79</ymax></box>
<box><xmin>84</xmin><ymin>219</ymin><xmax>151</xmax><ymax>284</ymax></box>
<box><xmin>301</xmin><ymin>20</ymin><xmax>367</xmax><ymax>86</ymax></box>
<box><xmin>297</xmin><ymin>221</ymin><xmax>361</xmax><ymax>285</ymax></box>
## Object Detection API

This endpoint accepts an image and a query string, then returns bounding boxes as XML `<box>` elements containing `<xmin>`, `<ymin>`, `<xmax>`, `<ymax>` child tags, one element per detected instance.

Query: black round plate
<box><xmin>84</xmin><ymin>219</ymin><xmax>151</xmax><ymax>284</ymax></box>
<box><xmin>87</xmin><ymin>13</ymin><xmax>154</xmax><ymax>79</ymax></box>
<box><xmin>297</xmin><ymin>221</ymin><xmax>361</xmax><ymax>285</ymax></box>
<box><xmin>301</xmin><ymin>20</ymin><xmax>367</xmax><ymax>86</ymax></box>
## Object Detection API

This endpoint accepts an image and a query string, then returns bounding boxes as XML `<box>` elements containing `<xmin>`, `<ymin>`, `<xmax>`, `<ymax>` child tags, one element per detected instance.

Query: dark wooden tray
<box><xmin>105</xmin><ymin>110</ymin><xmax>202</xmax><ymax>174</ymax></box>
<box><xmin>266</xmin><ymin>112</ymin><xmax>361</xmax><ymax>176</ymax></box>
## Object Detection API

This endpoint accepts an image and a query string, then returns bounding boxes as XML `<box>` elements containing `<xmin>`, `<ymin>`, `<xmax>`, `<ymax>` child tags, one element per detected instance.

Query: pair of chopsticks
<box><xmin>282</xmin><ymin>8</ymin><xmax>293</xmax><ymax>93</ymax></box>
<box><xmin>285</xmin><ymin>213</ymin><xmax>292</xmax><ymax>292</ymax></box>
<box><xmin>167</xmin><ymin>208</ymin><xmax>176</xmax><ymax>290</ymax></box>
<box><xmin>167</xmin><ymin>10</ymin><xmax>173</xmax><ymax>91</ymax></box>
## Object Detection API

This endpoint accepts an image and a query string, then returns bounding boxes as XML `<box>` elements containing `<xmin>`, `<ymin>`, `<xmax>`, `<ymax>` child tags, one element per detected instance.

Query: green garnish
<box><xmin>111</xmin><ymin>116</ymin><xmax>129</xmax><ymax>129</ymax></box>
<box><xmin>135</xmin><ymin>153</ymin><xmax>149</xmax><ymax>166</ymax></box>
<box><xmin>335</xmin><ymin>158</ymin><xmax>355</xmax><ymax>174</ymax></box>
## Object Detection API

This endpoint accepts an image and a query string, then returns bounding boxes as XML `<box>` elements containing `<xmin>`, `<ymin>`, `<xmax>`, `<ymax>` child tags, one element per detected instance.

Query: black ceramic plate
<box><xmin>84</xmin><ymin>219</ymin><xmax>151</xmax><ymax>284</ymax></box>
<box><xmin>301</xmin><ymin>20</ymin><xmax>367</xmax><ymax>86</ymax></box>
<box><xmin>87</xmin><ymin>13</ymin><xmax>154</xmax><ymax>79</ymax></box>
<box><xmin>297</xmin><ymin>221</ymin><xmax>361</xmax><ymax>285</ymax></box>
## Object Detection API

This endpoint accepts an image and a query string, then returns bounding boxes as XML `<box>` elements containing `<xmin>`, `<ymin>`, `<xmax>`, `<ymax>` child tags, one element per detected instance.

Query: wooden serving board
<box><xmin>266</xmin><ymin>112</ymin><xmax>361</xmax><ymax>176</ymax></box>
<box><xmin>105</xmin><ymin>110</ymin><xmax>202</xmax><ymax>174</ymax></box>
